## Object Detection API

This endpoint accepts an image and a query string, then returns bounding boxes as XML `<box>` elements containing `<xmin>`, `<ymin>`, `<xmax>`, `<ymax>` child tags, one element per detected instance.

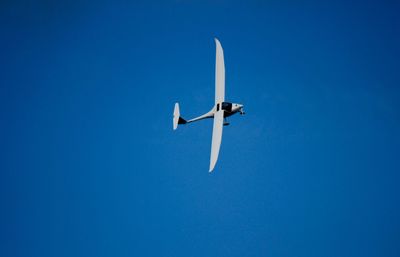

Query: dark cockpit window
<box><xmin>222</xmin><ymin>102</ymin><xmax>232</xmax><ymax>112</ymax></box>
<box><xmin>216</xmin><ymin>104</ymin><xmax>220</xmax><ymax>111</ymax></box>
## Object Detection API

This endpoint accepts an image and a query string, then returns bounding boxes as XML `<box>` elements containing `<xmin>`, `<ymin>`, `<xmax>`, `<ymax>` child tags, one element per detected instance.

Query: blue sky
<box><xmin>1</xmin><ymin>1</ymin><xmax>400</xmax><ymax>256</ymax></box>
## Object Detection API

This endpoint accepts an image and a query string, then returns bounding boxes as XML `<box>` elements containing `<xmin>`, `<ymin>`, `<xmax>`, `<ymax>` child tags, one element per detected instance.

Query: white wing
<box><xmin>209</xmin><ymin>110</ymin><xmax>224</xmax><ymax>172</ymax></box>
<box><xmin>215</xmin><ymin>38</ymin><xmax>225</xmax><ymax>104</ymax></box>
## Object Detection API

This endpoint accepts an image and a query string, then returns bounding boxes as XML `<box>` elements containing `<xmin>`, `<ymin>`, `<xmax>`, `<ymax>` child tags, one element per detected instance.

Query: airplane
<box><xmin>173</xmin><ymin>38</ymin><xmax>245</xmax><ymax>172</ymax></box>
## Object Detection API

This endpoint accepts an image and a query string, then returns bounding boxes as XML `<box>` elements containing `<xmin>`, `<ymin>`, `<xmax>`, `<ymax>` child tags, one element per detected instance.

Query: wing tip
<box><xmin>214</xmin><ymin>38</ymin><xmax>221</xmax><ymax>47</ymax></box>
<box><xmin>209</xmin><ymin>160</ymin><xmax>215</xmax><ymax>172</ymax></box>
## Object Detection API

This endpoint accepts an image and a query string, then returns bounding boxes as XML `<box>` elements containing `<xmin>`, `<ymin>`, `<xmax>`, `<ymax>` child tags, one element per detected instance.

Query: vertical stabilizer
<box><xmin>173</xmin><ymin>103</ymin><xmax>180</xmax><ymax>130</ymax></box>
<box><xmin>173</xmin><ymin>103</ymin><xmax>187</xmax><ymax>130</ymax></box>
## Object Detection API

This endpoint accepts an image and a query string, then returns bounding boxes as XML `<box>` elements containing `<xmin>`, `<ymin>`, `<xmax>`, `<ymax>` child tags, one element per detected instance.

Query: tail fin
<box><xmin>173</xmin><ymin>103</ymin><xmax>187</xmax><ymax>130</ymax></box>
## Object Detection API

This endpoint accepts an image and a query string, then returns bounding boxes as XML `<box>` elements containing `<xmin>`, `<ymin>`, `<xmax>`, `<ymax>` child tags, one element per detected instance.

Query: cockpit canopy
<box><xmin>222</xmin><ymin>102</ymin><xmax>232</xmax><ymax>112</ymax></box>
<box><xmin>216</xmin><ymin>102</ymin><xmax>233</xmax><ymax>112</ymax></box>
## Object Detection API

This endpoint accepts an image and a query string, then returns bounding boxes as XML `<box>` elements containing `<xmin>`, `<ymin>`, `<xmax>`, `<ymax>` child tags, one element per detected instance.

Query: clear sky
<box><xmin>1</xmin><ymin>1</ymin><xmax>400</xmax><ymax>256</ymax></box>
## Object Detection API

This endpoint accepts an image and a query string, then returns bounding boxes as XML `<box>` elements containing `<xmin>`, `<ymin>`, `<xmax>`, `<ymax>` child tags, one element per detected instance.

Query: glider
<box><xmin>173</xmin><ymin>38</ymin><xmax>245</xmax><ymax>172</ymax></box>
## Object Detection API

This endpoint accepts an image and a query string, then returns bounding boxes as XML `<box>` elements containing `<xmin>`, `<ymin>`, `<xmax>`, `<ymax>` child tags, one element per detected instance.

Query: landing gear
<box><xmin>240</xmin><ymin>108</ymin><xmax>245</xmax><ymax>115</ymax></box>
<box><xmin>223</xmin><ymin>118</ymin><xmax>230</xmax><ymax>126</ymax></box>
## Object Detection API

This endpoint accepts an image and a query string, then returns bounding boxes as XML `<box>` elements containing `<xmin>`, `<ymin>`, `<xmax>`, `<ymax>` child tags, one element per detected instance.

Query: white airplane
<box><xmin>173</xmin><ymin>38</ymin><xmax>245</xmax><ymax>172</ymax></box>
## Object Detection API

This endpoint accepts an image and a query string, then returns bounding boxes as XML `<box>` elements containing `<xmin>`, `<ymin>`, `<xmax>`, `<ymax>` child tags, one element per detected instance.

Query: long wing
<box><xmin>209</xmin><ymin>110</ymin><xmax>224</xmax><ymax>172</ymax></box>
<box><xmin>215</xmin><ymin>38</ymin><xmax>225</xmax><ymax>104</ymax></box>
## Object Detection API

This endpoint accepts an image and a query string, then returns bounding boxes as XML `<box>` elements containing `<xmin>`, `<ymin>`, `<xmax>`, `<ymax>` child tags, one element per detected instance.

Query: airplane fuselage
<box><xmin>183</xmin><ymin>101</ymin><xmax>244</xmax><ymax>124</ymax></box>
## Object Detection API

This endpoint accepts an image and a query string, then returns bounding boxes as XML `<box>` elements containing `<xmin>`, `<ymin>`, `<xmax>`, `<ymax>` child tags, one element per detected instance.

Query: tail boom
<box><xmin>173</xmin><ymin>103</ymin><xmax>215</xmax><ymax>130</ymax></box>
